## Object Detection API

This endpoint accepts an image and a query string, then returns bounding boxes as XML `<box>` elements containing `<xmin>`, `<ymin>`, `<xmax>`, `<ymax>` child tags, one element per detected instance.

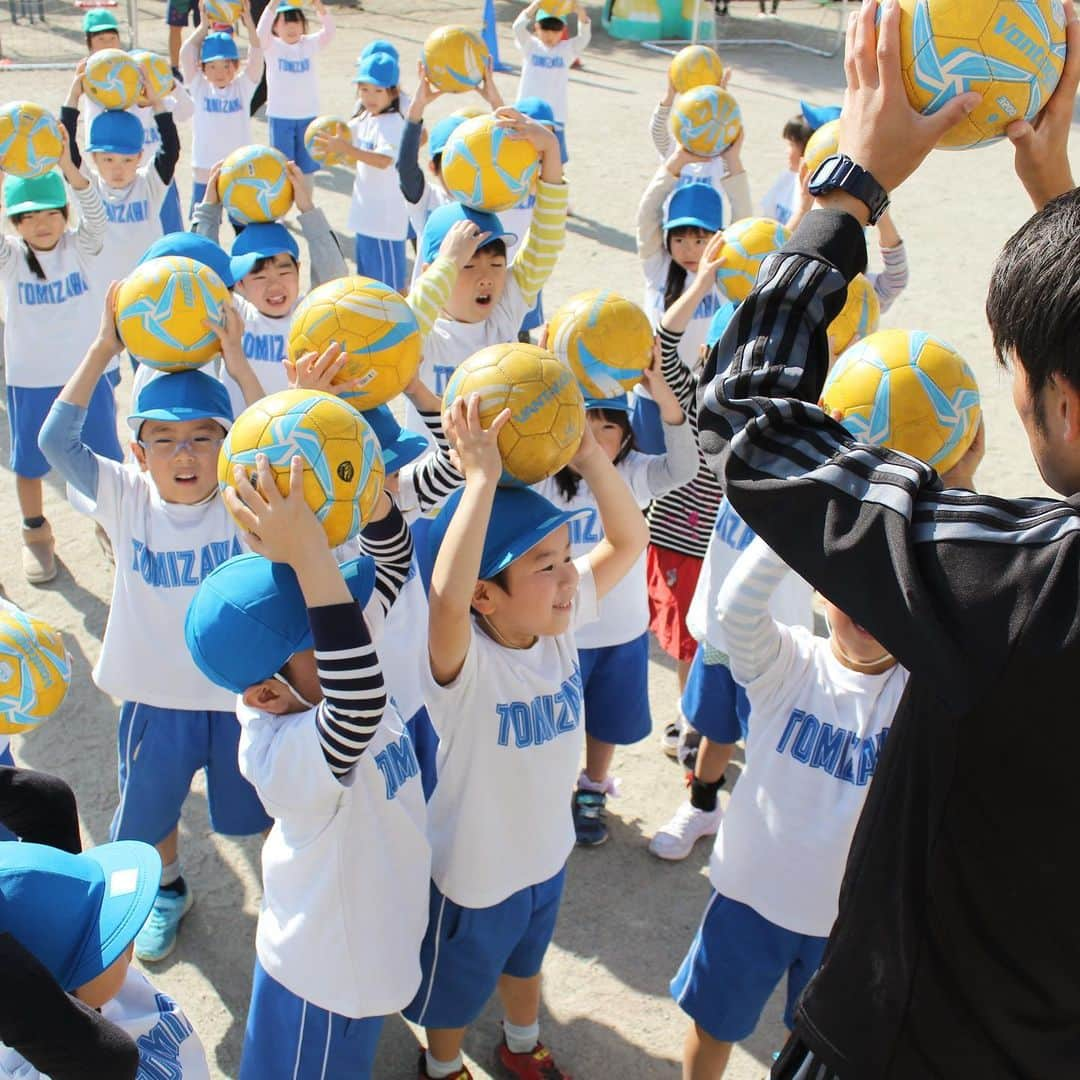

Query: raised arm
<box><xmin>288</xmin><ymin>162</ymin><xmax>348</xmax><ymax>283</ymax></box>
<box><xmin>408</xmin><ymin>219</ymin><xmax>489</xmax><ymax>337</ymax></box>
<box><xmin>636</xmin><ymin>160</ymin><xmax>679</xmax><ymax>263</ymax></box>
<box><xmin>637</xmin><ymin>350</ymin><xmax>698</xmax><ymax>496</ymax></box>
<box><xmin>397</xmin><ymin>117</ymin><xmax>427</xmax><ymax>205</ymax></box>
<box><xmin>359</xmin><ymin>494</ymin><xmax>414</xmax><ymax>618</ymax></box>
<box><xmin>255</xmin><ymin>0</ymin><xmax>277</xmax><ymax>50</ymax></box>
<box><xmin>867</xmin><ymin>211</ymin><xmax>908</xmax><ymax>313</ymax></box>
<box><xmin>650</xmin><ymin>99</ymin><xmax>675</xmax><ymax>162</ymax></box>
<box><xmin>151</xmin><ymin>111</ymin><xmax>180</xmax><ymax>185</ymax></box>
<box><xmin>305</xmin><ymin>0</ymin><xmax>334</xmax><ymax>47</ymax></box>
<box><xmin>513</xmin><ymin>2</ymin><xmax>539</xmax><ymax>53</ymax></box>
<box><xmin>180</xmin><ymin>13</ymin><xmax>208</xmax><ymax>82</ymax></box>
<box><xmin>718</xmin><ymin>131</ymin><xmax>752</xmax><ymax>221</ymax></box>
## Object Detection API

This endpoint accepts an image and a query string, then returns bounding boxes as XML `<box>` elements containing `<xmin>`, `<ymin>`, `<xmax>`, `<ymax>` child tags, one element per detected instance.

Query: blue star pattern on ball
<box><xmin>229</xmin><ymin>149</ymin><xmax>290</xmax><ymax>222</ymax></box>
<box><xmin>0</xmin><ymin>112</ymin><xmax>59</xmax><ymax>178</ymax></box>
<box><xmin>119</xmin><ymin>273</ymin><xmax>223</xmax><ymax>357</ymax></box>
<box><xmin>452</xmin><ymin>128</ymin><xmax>538</xmax><ymax>207</ymax></box>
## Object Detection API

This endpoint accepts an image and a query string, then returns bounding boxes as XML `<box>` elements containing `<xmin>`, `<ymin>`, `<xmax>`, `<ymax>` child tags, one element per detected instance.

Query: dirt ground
<box><xmin>0</xmin><ymin>0</ymin><xmax>1073</xmax><ymax>1076</ymax></box>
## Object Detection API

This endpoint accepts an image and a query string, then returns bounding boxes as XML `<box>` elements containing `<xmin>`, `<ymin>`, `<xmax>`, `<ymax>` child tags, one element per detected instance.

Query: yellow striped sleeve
<box><xmin>407</xmin><ymin>256</ymin><xmax>459</xmax><ymax>338</ymax></box>
<box><xmin>510</xmin><ymin>179</ymin><xmax>569</xmax><ymax>308</ymax></box>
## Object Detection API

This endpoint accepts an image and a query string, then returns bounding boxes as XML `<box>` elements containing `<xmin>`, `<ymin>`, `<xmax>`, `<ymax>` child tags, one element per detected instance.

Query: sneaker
<box><xmin>134</xmin><ymin>883</ymin><xmax>193</xmax><ymax>962</ymax></box>
<box><xmin>649</xmin><ymin>801</ymin><xmax>722</xmax><ymax>861</ymax></box>
<box><xmin>572</xmin><ymin>789</ymin><xmax>608</xmax><ymax>846</ymax></box>
<box><xmin>21</xmin><ymin>522</ymin><xmax>56</xmax><ymax>585</ymax></box>
<box><xmin>417</xmin><ymin>1050</ymin><xmax>473</xmax><ymax>1079</ymax></box>
<box><xmin>660</xmin><ymin>720</ymin><xmax>681</xmax><ymax>758</ymax></box>
<box><xmin>496</xmin><ymin>1040</ymin><xmax>572</xmax><ymax>1079</ymax></box>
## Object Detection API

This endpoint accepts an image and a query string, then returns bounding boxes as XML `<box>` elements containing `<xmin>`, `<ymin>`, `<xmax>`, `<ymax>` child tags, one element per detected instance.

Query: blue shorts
<box><xmin>353</xmin><ymin>235</ymin><xmax>406</xmax><ymax>293</ymax></box>
<box><xmin>579</xmin><ymin>632</ymin><xmax>652</xmax><ymax>744</ymax></box>
<box><xmin>240</xmin><ymin>957</ymin><xmax>385</xmax><ymax>1079</ymax></box>
<box><xmin>682</xmin><ymin>644</ymin><xmax>749</xmax><ymax>744</ymax></box>
<box><xmin>671</xmin><ymin>891</ymin><xmax>827</xmax><ymax>1042</ymax></box>
<box><xmin>159</xmin><ymin>179</ymin><xmax>184</xmax><ymax>235</ymax></box>
<box><xmin>520</xmin><ymin>291</ymin><xmax>544</xmax><ymax>335</ymax></box>
<box><xmin>268</xmin><ymin>115</ymin><xmax>319</xmax><ymax>175</ymax></box>
<box><xmin>630</xmin><ymin>390</ymin><xmax>666</xmax><ymax>455</ymax></box>
<box><xmin>110</xmin><ymin>702</ymin><xmax>272</xmax><ymax>846</ymax></box>
<box><xmin>9</xmin><ymin>379</ymin><xmax>121</xmax><ymax>479</ymax></box>
<box><xmin>406</xmin><ymin>707</ymin><xmax>438</xmax><ymax>802</ymax></box>
<box><xmin>404</xmin><ymin>867</ymin><xmax>566</xmax><ymax>1029</ymax></box>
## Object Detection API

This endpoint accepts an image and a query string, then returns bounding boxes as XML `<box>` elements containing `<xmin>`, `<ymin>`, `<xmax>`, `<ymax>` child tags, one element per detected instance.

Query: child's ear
<box><xmin>471</xmin><ymin>581</ymin><xmax>497</xmax><ymax>615</ymax></box>
<box><xmin>242</xmin><ymin>679</ymin><xmax>292</xmax><ymax>714</ymax></box>
<box><xmin>130</xmin><ymin>441</ymin><xmax>149</xmax><ymax>471</ymax></box>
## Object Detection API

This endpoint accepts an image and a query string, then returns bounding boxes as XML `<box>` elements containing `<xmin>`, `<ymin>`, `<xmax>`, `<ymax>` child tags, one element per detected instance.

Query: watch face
<box><xmin>807</xmin><ymin>153</ymin><xmax>844</xmax><ymax>193</ymax></box>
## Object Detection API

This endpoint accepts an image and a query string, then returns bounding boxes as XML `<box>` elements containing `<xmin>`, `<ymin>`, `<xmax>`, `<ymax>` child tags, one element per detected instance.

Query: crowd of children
<box><xmin>0</xmin><ymin>0</ymin><xmax>1071</xmax><ymax>1077</ymax></box>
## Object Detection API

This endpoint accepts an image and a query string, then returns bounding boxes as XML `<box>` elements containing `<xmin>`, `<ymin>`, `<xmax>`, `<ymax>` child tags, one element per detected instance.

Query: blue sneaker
<box><xmin>134</xmin><ymin>882</ymin><xmax>193</xmax><ymax>962</ymax></box>
<box><xmin>572</xmin><ymin>789</ymin><xmax>608</xmax><ymax>846</ymax></box>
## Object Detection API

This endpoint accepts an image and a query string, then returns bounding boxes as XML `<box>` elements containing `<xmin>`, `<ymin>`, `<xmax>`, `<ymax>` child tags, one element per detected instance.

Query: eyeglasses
<box><xmin>137</xmin><ymin>435</ymin><xmax>225</xmax><ymax>459</ymax></box>
<box><xmin>272</xmin><ymin>671</ymin><xmax>316</xmax><ymax>711</ymax></box>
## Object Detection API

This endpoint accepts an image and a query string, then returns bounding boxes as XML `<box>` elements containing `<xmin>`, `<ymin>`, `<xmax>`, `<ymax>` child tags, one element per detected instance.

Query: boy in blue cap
<box><xmin>186</xmin><ymin>446</ymin><xmax>427</xmax><ymax>1079</ymax></box>
<box><xmin>404</xmin><ymin>395</ymin><xmax>648</xmax><ymax>1079</ymax></box>
<box><xmin>38</xmin><ymin>287</ymin><xmax>269</xmax><ymax>964</ymax></box>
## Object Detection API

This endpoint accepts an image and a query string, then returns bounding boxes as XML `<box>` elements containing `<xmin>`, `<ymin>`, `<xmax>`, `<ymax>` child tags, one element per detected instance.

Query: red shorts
<box><xmin>647</xmin><ymin>544</ymin><xmax>703</xmax><ymax>663</ymax></box>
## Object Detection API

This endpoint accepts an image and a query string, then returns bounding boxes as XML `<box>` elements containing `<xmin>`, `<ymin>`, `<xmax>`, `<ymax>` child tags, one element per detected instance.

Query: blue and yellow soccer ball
<box><xmin>714</xmin><ymin>217</ymin><xmax>791</xmax><ymax>302</ymax></box>
<box><xmin>288</xmin><ymin>276</ymin><xmax>421</xmax><ymax>410</ymax></box>
<box><xmin>828</xmin><ymin>273</ymin><xmax>880</xmax><ymax>357</ymax></box>
<box><xmin>803</xmin><ymin>117</ymin><xmax>841</xmax><ymax>175</ymax></box>
<box><xmin>897</xmin><ymin>0</ymin><xmax>1067</xmax><ymax>150</ymax></box>
<box><xmin>443</xmin><ymin>343</ymin><xmax>585</xmax><ymax>485</ymax></box>
<box><xmin>670</xmin><ymin>85</ymin><xmax>742</xmax><ymax>158</ymax></box>
<box><xmin>304</xmin><ymin>116</ymin><xmax>351</xmax><ymax>167</ymax></box>
<box><xmin>441</xmin><ymin>113</ymin><xmax>540</xmax><ymax>213</ymax></box>
<box><xmin>219</xmin><ymin>389</ymin><xmax>386</xmax><ymax>548</ymax></box>
<box><xmin>0</xmin><ymin>602</ymin><xmax>71</xmax><ymax>736</ymax></box>
<box><xmin>547</xmin><ymin>290</ymin><xmax>653</xmax><ymax>399</ymax></box>
<box><xmin>116</xmin><ymin>256</ymin><xmax>231</xmax><ymax>371</ymax></box>
<box><xmin>217</xmin><ymin>145</ymin><xmax>294</xmax><ymax>225</ymax></box>
<box><xmin>0</xmin><ymin>102</ymin><xmax>63</xmax><ymax>179</ymax></box>
<box><xmin>83</xmin><ymin>48</ymin><xmax>142</xmax><ymax>111</ymax></box>
<box><xmin>669</xmin><ymin>44</ymin><xmax>725</xmax><ymax>94</ymax></box>
<box><xmin>422</xmin><ymin>25</ymin><xmax>490</xmax><ymax>93</ymax></box>
<box><xmin>131</xmin><ymin>50</ymin><xmax>175</xmax><ymax>108</ymax></box>
<box><xmin>821</xmin><ymin>329</ymin><xmax>982</xmax><ymax>474</ymax></box>
<box><xmin>204</xmin><ymin>0</ymin><xmax>242</xmax><ymax>23</ymax></box>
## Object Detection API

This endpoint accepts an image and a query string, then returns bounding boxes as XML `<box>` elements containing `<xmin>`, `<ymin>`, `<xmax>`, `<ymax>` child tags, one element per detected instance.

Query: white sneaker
<box><xmin>649</xmin><ymin>801</ymin><xmax>721</xmax><ymax>861</ymax></box>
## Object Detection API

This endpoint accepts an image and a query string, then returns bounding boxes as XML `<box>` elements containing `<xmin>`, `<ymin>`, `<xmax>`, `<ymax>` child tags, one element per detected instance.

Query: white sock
<box><xmin>424</xmin><ymin>1050</ymin><xmax>463</xmax><ymax>1078</ymax></box>
<box><xmin>503</xmin><ymin>1018</ymin><xmax>539</xmax><ymax>1055</ymax></box>
<box><xmin>160</xmin><ymin>860</ymin><xmax>181</xmax><ymax>889</ymax></box>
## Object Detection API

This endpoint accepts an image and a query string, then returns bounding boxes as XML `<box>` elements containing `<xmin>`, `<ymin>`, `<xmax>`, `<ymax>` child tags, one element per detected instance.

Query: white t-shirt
<box><xmin>0</xmin><ymin>968</ymin><xmax>210</xmax><ymax>1079</ymax></box>
<box><xmin>688</xmin><ymin>498</ymin><xmax>814</xmax><ymax>650</ymax></box>
<box><xmin>710</xmin><ymin>623</ymin><xmax>909</xmax><ymax>936</ymax></box>
<box><xmin>238</xmin><ymin>695</ymin><xmax>430</xmax><ymax>1018</ymax></box>
<box><xmin>84</xmin><ymin>92</ymin><xmax>193</xmax><ymax>169</ymax></box>
<box><xmin>91</xmin><ymin>167</ymin><xmax>166</xmax><ymax>294</ymax></box>
<box><xmin>69</xmin><ymin>459</ymin><xmax>243</xmax><ymax>712</ymax></box>
<box><xmin>189</xmin><ymin>74</ymin><xmax>257</xmax><ymax>171</ymax></box>
<box><xmin>380</xmin><ymin>555</ymin><xmax>428</xmax><ymax>723</ymax></box>
<box><xmin>264</xmin><ymin>36</ymin><xmax>326</xmax><ymax>119</ymax></box>
<box><xmin>643</xmin><ymin>253</ymin><xmax>728</xmax><ymax>372</ymax></box>
<box><xmin>760</xmin><ymin>170</ymin><xmax>800</xmax><ymax>228</ymax></box>
<box><xmin>227</xmin><ymin>295</ymin><xmax>292</xmax><ymax>417</ymax></box>
<box><xmin>346</xmin><ymin>111</ymin><xmax>409</xmax><ymax>241</ymax></box>
<box><xmin>423</xmin><ymin>561</ymin><xmax>599</xmax><ymax>908</ymax></box>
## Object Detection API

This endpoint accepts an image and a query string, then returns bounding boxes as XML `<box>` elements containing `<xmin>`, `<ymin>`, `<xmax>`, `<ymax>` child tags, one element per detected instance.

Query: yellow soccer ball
<box><xmin>897</xmin><ymin>0</ymin><xmax>1067</xmax><ymax>150</ymax></box>
<box><xmin>423</xmin><ymin>25</ymin><xmax>490</xmax><ymax>93</ymax></box>
<box><xmin>441</xmin><ymin>113</ymin><xmax>541</xmax><ymax>213</ymax></box>
<box><xmin>828</xmin><ymin>274</ymin><xmax>880</xmax><ymax>357</ymax></box>
<box><xmin>803</xmin><ymin>118</ymin><xmax>841</xmax><ymax>176</ymax></box>
<box><xmin>217</xmin><ymin>145</ymin><xmax>294</xmax><ymax>225</ymax></box>
<box><xmin>714</xmin><ymin>217</ymin><xmax>792</xmax><ymax>302</ymax></box>
<box><xmin>547</xmin><ymin>290</ymin><xmax>653</xmax><ymax>399</ymax></box>
<box><xmin>218</xmin><ymin>389</ymin><xmax>386</xmax><ymax>548</ymax></box>
<box><xmin>204</xmin><ymin>0</ymin><xmax>242</xmax><ymax>23</ymax></box>
<box><xmin>443</xmin><ymin>343</ymin><xmax>586</xmax><ymax>485</ymax></box>
<box><xmin>304</xmin><ymin>116</ymin><xmax>351</xmax><ymax>167</ymax></box>
<box><xmin>669</xmin><ymin>44</ymin><xmax>725</xmax><ymax>94</ymax></box>
<box><xmin>0</xmin><ymin>604</ymin><xmax>71</xmax><ymax>736</ymax></box>
<box><xmin>0</xmin><ymin>102</ymin><xmax>63</xmax><ymax>179</ymax></box>
<box><xmin>83</xmin><ymin>48</ymin><xmax>142</xmax><ymax>111</ymax></box>
<box><xmin>288</xmin><ymin>276</ymin><xmax>421</xmax><ymax>410</ymax></box>
<box><xmin>538</xmin><ymin>0</ymin><xmax>574</xmax><ymax>16</ymax></box>
<box><xmin>131</xmin><ymin>51</ymin><xmax>175</xmax><ymax>108</ymax></box>
<box><xmin>670</xmin><ymin>85</ymin><xmax>742</xmax><ymax>158</ymax></box>
<box><xmin>116</xmin><ymin>256</ymin><xmax>231</xmax><ymax>371</ymax></box>
<box><xmin>821</xmin><ymin>329</ymin><xmax>982</xmax><ymax>474</ymax></box>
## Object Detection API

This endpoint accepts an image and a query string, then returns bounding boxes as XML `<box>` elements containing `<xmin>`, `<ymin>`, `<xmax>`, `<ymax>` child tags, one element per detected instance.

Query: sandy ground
<box><xmin>0</xmin><ymin>0</ymin><xmax>1075</xmax><ymax>1076</ymax></box>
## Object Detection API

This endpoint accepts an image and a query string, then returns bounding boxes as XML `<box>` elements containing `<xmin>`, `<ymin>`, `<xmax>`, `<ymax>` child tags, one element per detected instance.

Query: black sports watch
<box><xmin>807</xmin><ymin>154</ymin><xmax>891</xmax><ymax>225</ymax></box>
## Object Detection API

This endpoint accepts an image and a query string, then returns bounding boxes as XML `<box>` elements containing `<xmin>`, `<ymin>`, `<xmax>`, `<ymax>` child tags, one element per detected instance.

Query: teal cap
<box><xmin>83</xmin><ymin>8</ymin><xmax>120</xmax><ymax>34</ymax></box>
<box><xmin>3</xmin><ymin>170</ymin><xmax>66</xmax><ymax>215</ymax></box>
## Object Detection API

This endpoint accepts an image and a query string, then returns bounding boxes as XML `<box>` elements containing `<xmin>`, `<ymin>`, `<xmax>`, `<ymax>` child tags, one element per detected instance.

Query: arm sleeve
<box><xmin>403</xmin><ymin>448</ymin><xmax>464</xmax><ymax>515</ymax></box>
<box><xmin>59</xmin><ymin>106</ymin><xmax>82</xmax><ymax>170</ymax></box>
<box><xmin>179</xmin><ymin>33</ymin><xmax>201</xmax><ymax>83</ymax></box>
<box><xmin>245</xmin><ymin>44</ymin><xmax>265</xmax><ymax>83</ymax></box>
<box><xmin>190</xmin><ymin>198</ymin><xmax>223</xmax><ymax>243</ymax></box>
<box><xmin>407</xmin><ymin>255</ymin><xmax>457</xmax><ymax>338</ymax></box>
<box><xmin>643</xmin><ymin>414</ymin><xmax>699</xmax><ymax>497</ymax></box>
<box><xmin>152</xmin><ymin>111</ymin><xmax>180</xmax><ymax>185</ymax></box>
<box><xmin>360</xmin><ymin>500</ymin><xmax>414</xmax><ymax>617</ymax></box>
<box><xmin>513</xmin><ymin>9</ymin><xmax>533</xmax><ymax>52</ymax></box>
<box><xmin>308</xmin><ymin>6</ymin><xmax>334</xmax><ymax>47</ymax></box>
<box><xmin>570</xmin><ymin>16</ymin><xmax>591</xmax><ymax>55</ymax></box>
<box><xmin>38</xmin><ymin>399</ymin><xmax>101</xmax><ymax>501</ymax></box>
<box><xmin>72</xmin><ymin>184</ymin><xmax>107</xmax><ymax>259</ymax></box>
<box><xmin>297</xmin><ymin>206</ymin><xmax>348</xmax><ymax>285</ymax></box>
<box><xmin>397</xmin><ymin>118</ymin><xmax>427</xmax><ymax>206</ymax></box>
<box><xmin>0</xmin><ymin>767</ymin><xmax>81</xmax><ymax>852</ymax></box>
<box><xmin>649</xmin><ymin>102</ymin><xmax>674</xmax><ymax>162</ymax></box>
<box><xmin>256</xmin><ymin>2</ymin><xmax>277</xmax><ymax>50</ymax></box>
<box><xmin>658</xmin><ymin>324</ymin><xmax>697</xmax><ymax>411</ymax></box>
<box><xmin>165</xmin><ymin>83</ymin><xmax>194</xmax><ymax>123</ymax></box>
<box><xmin>721</xmin><ymin>169</ymin><xmax>753</xmax><ymax>224</ymax></box>
<box><xmin>637</xmin><ymin>165</ymin><xmax>677</xmax><ymax>263</ymax></box>
<box><xmin>868</xmin><ymin>240</ymin><xmax>909</xmax><ymax>314</ymax></box>
<box><xmin>509</xmin><ymin>177</ymin><xmax>568</xmax><ymax>307</ymax></box>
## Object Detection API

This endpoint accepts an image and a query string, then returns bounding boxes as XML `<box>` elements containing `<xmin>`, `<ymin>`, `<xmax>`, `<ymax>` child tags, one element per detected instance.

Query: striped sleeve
<box><xmin>72</xmin><ymin>184</ymin><xmax>106</xmax><ymax>259</ymax></box>
<box><xmin>510</xmin><ymin>178</ymin><xmax>569</xmax><ymax>307</ymax></box>
<box><xmin>868</xmin><ymin>241</ymin><xmax>909</xmax><ymax>314</ymax></box>
<box><xmin>658</xmin><ymin>325</ymin><xmax>697</xmax><ymax>412</ymax></box>
<box><xmin>408</xmin><ymin>256</ymin><xmax>457</xmax><ymax>338</ymax></box>
<box><xmin>650</xmin><ymin>102</ymin><xmax>674</xmax><ymax>161</ymax></box>
<box><xmin>416</xmin><ymin>407</ymin><xmax>450</xmax><ymax>453</ymax></box>
<box><xmin>310</xmin><ymin>602</ymin><xmax>386</xmax><ymax>779</ymax></box>
<box><xmin>359</xmin><ymin>499</ymin><xmax>413</xmax><ymax>617</ymax></box>
<box><xmin>409</xmin><ymin>449</ymin><xmax>464</xmax><ymax>514</ymax></box>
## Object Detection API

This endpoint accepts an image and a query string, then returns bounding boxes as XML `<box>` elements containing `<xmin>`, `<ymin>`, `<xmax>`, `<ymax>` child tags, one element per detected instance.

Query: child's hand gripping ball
<box><xmin>304</xmin><ymin>116</ymin><xmax>352</xmax><ymax>167</ymax></box>
<box><xmin>131</xmin><ymin>51</ymin><xmax>175</xmax><ymax>107</ymax></box>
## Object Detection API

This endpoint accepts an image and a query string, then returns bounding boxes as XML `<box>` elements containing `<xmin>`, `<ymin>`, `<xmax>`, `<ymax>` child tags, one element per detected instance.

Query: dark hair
<box><xmin>782</xmin><ymin>114</ymin><xmax>814</xmax><ymax>153</ymax></box>
<box><xmin>431</xmin><ymin>152</ymin><xmax>444</xmax><ymax>174</ymax></box>
<box><xmin>274</xmin><ymin>8</ymin><xmax>307</xmax><ymax>32</ymax></box>
<box><xmin>986</xmin><ymin>188</ymin><xmax>1080</xmax><ymax>429</ymax></box>
<box><xmin>85</xmin><ymin>29</ymin><xmax>118</xmax><ymax>48</ymax></box>
<box><xmin>10</xmin><ymin>206</ymin><xmax>69</xmax><ymax>281</ymax></box>
<box><xmin>249</xmin><ymin>252</ymin><xmax>299</xmax><ymax>275</ymax></box>
<box><xmin>537</xmin><ymin>16</ymin><xmax>565</xmax><ymax>30</ymax></box>
<box><xmin>663</xmin><ymin>224</ymin><xmax>712</xmax><ymax>310</ymax></box>
<box><xmin>554</xmin><ymin>407</ymin><xmax>635</xmax><ymax>500</ymax></box>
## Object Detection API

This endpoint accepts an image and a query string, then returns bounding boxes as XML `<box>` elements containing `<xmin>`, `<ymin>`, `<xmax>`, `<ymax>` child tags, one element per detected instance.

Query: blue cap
<box><xmin>421</xmin><ymin>202</ymin><xmax>518</xmax><ymax>267</ymax></box>
<box><xmin>361</xmin><ymin>39</ymin><xmax>398</xmax><ymax>62</ymax></box>
<box><xmin>665</xmin><ymin>180</ymin><xmax>723</xmax><ymax>233</ymax></box>
<box><xmin>799</xmin><ymin>101</ymin><xmax>842</xmax><ymax>132</ymax></box>
<box><xmin>515</xmin><ymin>96</ymin><xmax>563</xmax><ymax>131</ymax></box>
<box><xmin>128</xmin><ymin>369</ymin><xmax>234</xmax><ymax>433</ymax></box>
<box><xmin>229</xmin><ymin>222</ymin><xmax>300</xmax><ymax>283</ymax></box>
<box><xmin>201</xmin><ymin>31</ymin><xmax>240</xmax><ymax>62</ymax></box>
<box><xmin>705</xmin><ymin>299</ymin><xmax>738</xmax><ymax>348</ymax></box>
<box><xmin>352</xmin><ymin>51</ymin><xmax>399</xmax><ymax>88</ymax></box>
<box><xmin>428</xmin><ymin>486</ymin><xmax>589</xmax><ymax>582</ymax></box>
<box><xmin>429</xmin><ymin>114</ymin><xmax>467</xmax><ymax>158</ymax></box>
<box><xmin>584</xmin><ymin>393</ymin><xmax>630</xmax><ymax>414</ymax></box>
<box><xmin>363</xmin><ymin>405</ymin><xmax>428</xmax><ymax>474</ymax></box>
<box><xmin>86</xmin><ymin>110</ymin><xmax>143</xmax><ymax>156</ymax></box>
<box><xmin>138</xmin><ymin>232</ymin><xmax>235</xmax><ymax>288</ymax></box>
<box><xmin>0</xmin><ymin>841</ymin><xmax>161</xmax><ymax>992</ymax></box>
<box><xmin>185</xmin><ymin>552</ymin><xmax>376</xmax><ymax>693</ymax></box>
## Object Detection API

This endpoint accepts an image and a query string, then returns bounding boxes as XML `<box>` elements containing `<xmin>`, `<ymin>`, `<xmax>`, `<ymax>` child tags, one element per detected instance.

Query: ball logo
<box><xmin>337</xmin><ymin>460</ymin><xmax>355</xmax><ymax>483</ymax></box>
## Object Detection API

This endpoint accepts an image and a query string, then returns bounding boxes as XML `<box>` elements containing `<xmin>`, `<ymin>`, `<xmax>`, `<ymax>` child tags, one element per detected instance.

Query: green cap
<box><xmin>3</xmin><ymin>171</ymin><xmax>67</xmax><ymax>215</ymax></box>
<box><xmin>82</xmin><ymin>8</ymin><xmax>120</xmax><ymax>33</ymax></box>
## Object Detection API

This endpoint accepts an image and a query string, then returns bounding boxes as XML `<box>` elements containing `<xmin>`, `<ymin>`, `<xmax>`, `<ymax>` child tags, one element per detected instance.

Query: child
<box><xmin>180</xmin><ymin>2</ymin><xmax>264</xmax><ymax>212</ymax></box>
<box><xmin>185</xmin><ymin>454</ymin><xmax>429</xmax><ymax>1079</ymax></box>
<box><xmin>0</xmin><ymin>839</ymin><xmax>210</xmax><ymax>1076</ymax></box>
<box><xmin>403</xmin><ymin>394</ymin><xmax>648</xmax><ymax>1079</ymax></box>
<box><xmin>83</xmin><ymin>7</ymin><xmax>122</xmax><ymax>51</ymax></box>
<box><xmin>256</xmin><ymin>0</ymin><xmax>334</xmax><ymax>196</ymax></box>
<box><xmin>758</xmin><ymin>106</ymin><xmax>821</xmax><ymax>226</ymax></box>
<box><xmin>536</xmin><ymin>361</ymin><xmax>697</xmax><ymax>846</ymax></box>
<box><xmin>512</xmin><ymin>0</ymin><xmax>590</xmax><ymax>130</ymax></box>
<box><xmin>38</xmin><ymin>288</ymin><xmax>269</xmax><ymax>964</ymax></box>
<box><xmin>671</xmin><ymin>535</ymin><xmax>909</xmax><ymax>1077</ymax></box>
<box><xmin>0</xmin><ymin>148</ymin><xmax>120</xmax><ymax>585</ymax></box>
